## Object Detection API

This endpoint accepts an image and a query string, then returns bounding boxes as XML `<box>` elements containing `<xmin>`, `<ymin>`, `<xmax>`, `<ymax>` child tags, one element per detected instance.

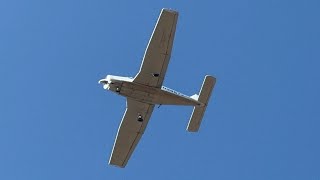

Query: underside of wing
<box><xmin>134</xmin><ymin>8</ymin><xmax>178</xmax><ymax>88</ymax></box>
<box><xmin>109</xmin><ymin>98</ymin><xmax>154</xmax><ymax>168</ymax></box>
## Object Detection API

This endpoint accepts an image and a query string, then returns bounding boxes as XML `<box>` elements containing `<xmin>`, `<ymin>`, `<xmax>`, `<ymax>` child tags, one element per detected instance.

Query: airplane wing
<box><xmin>109</xmin><ymin>98</ymin><xmax>155</xmax><ymax>167</ymax></box>
<box><xmin>133</xmin><ymin>9</ymin><xmax>178</xmax><ymax>88</ymax></box>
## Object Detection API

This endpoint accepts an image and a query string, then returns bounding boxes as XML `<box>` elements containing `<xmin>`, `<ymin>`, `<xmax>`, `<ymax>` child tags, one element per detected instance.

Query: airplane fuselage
<box><xmin>99</xmin><ymin>75</ymin><xmax>203</xmax><ymax>106</ymax></box>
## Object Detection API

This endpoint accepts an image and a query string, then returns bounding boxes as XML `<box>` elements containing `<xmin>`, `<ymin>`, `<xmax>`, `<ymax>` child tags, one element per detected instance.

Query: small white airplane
<box><xmin>99</xmin><ymin>8</ymin><xmax>216</xmax><ymax>168</ymax></box>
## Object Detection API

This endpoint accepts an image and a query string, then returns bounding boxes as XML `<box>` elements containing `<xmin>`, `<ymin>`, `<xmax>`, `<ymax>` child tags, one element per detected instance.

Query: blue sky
<box><xmin>1</xmin><ymin>0</ymin><xmax>320</xmax><ymax>179</ymax></box>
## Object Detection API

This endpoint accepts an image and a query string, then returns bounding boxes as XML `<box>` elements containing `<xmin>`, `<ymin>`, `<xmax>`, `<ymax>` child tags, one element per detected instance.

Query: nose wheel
<box><xmin>137</xmin><ymin>114</ymin><xmax>143</xmax><ymax>122</ymax></box>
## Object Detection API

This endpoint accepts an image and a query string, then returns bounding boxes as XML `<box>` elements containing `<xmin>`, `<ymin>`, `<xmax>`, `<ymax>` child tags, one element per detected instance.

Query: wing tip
<box><xmin>162</xmin><ymin>8</ymin><xmax>179</xmax><ymax>15</ymax></box>
<box><xmin>108</xmin><ymin>158</ymin><xmax>126</xmax><ymax>168</ymax></box>
<box><xmin>205</xmin><ymin>75</ymin><xmax>216</xmax><ymax>81</ymax></box>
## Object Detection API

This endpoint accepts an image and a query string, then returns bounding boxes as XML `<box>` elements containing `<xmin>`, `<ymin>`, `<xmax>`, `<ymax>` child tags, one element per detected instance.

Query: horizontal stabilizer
<box><xmin>187</xmin><ymin>75</ymin><xmax>216</xmax><ymax>132</ymax></box>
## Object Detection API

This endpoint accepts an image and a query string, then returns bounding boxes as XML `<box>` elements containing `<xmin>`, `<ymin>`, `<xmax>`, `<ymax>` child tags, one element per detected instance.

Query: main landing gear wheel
<box><xmin>137</xmin><ymin>115</ymin><xmax>143</xmax><ymax>122</ymax></box>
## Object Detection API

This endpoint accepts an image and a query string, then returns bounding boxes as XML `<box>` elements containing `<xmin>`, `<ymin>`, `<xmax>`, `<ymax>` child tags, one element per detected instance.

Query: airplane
<box><xmin>99</xmin><ymin>8</ymin><xmax>216</xmax><ymax>168</ymax></box>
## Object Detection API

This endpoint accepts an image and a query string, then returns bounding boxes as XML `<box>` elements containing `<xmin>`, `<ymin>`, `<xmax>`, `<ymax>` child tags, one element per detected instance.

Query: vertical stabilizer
<box><xmin>187</xmin><ymin>75</ymin><xmax>216</xmax><ymax>132</ymax></box>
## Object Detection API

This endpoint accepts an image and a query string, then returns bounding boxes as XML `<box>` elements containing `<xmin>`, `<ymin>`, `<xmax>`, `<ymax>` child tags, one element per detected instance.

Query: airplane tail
<box><xmin>187</xmin><ymin>75</ymin><xmax>216</xmax><ymax>132</ymax></box>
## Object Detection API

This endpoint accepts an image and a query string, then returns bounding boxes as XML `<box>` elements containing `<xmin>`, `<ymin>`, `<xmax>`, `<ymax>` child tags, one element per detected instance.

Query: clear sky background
<box><xmin>1</xmin><ymin>0</ymin><xmax>320</xmax><ymax>179</ymax></box>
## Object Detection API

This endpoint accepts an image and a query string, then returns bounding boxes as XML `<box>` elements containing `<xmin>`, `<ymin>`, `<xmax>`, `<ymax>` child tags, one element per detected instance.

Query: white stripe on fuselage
<box><xmin>161</xmin><ymin>86</ymin><xmax>189</xmax><ymax>99</ymax></box>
